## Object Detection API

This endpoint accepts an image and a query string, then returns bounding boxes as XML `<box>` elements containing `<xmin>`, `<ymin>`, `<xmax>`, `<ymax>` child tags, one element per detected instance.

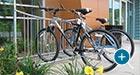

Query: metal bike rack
<box><xmin>0</xmin><ymin>0</ymin><xmax>76</xmax><ymax>63</ymax></box>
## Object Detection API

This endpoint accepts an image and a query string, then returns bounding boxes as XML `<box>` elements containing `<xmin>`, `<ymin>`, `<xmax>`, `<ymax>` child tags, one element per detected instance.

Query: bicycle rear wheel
<box><xmin>79</xmin><ymin>29</ymin><xmax>119</xmax><ymax>72</ymax></box>
<box><xmin>36</xmin><ymin>28</ymin><xmax>59</xmax><ymax>62</ymax></box>
<box><xmin>109</xmin><ymin>29</ymin><xmax>134</xmax><ymax>57</ymax></box>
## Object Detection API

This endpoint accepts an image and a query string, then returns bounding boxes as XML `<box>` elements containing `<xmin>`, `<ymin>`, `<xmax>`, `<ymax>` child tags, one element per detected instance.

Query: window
<box><xmin>109</xmin><ymin>0</ymin><xmax>113</xmax><ymax>25</ymax></box>
<box><xmin>109</xmin><ymin>0</ymin><xmax>134</xmax><ymax>38</ymax></box>
<box><xmin>109</xmin><ymin>0</ymin><xmax>120</xmax><ymax>25</ymax></box>
<box><xmin>0</xmin><ymin>0</ymin><xmax>42</xmax><ymax>43</ymax></box>
<box><xmin>0</xmin><ymin>0</ymin><xmax>13</xmax><ymax>3</ymax></box>
<box><xmin>127</xmin><ymin>1</ymin><xmax>133</xmax><ymax>37</ymax></box>
<box><xmin>114</xmin><ymin>0</ymin><xmax>120</xmax><ymax>25</ymax></box>
<box><xmin>0</xmin><ymin>0</ymin><xmax>13</xmax><ymax>16</ymax></box>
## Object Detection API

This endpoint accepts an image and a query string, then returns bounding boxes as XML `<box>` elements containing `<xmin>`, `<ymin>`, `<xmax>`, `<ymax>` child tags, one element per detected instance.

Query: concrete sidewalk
<box><xmin>104</xmin><ymin>40</ymin><xmax>140</xmax><ymax>75</ymax></box>
<box><xmin>45</xmin><ymin>40</ymin><xmax>140</xmax><ymax>75</ymax></box>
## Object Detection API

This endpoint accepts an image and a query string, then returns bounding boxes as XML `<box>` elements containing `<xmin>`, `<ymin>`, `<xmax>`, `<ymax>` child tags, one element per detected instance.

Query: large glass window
<box><xmin>114</xmin><ymin>0</ymin><xmax>120</xmax><ymax>25</ymax></box>
<box><xmin>0</xmin><ymin>0</ymin><xmax>13</xmax><ymax>3</ymax></box>
<box><xmin>0</xmin><ymin>0</ymin><xmax>13</xmax><ymax>16</ymax></box>
<box><xmin>0</xmin><ymin>0</ymin><xmax>42</xmax><ymax>44</ymax></box>
<box><xmin>109</xmin><ymin>0</ymin><xmax>113</xmax><ymax>25</ymax></box>
<box><xmin>109</xmin><ymin>0</ymin><xmax>134</xmax><ymax>38</ymax></box>
<box><xmin>127</xmin><ymin>1</ymin><xmax>133</xmax><ymax>38</ymax></box>
<box><xmin>121</xmin><ymin>1</ymin><xmax>126</xmax><ymax>30</ymax></box>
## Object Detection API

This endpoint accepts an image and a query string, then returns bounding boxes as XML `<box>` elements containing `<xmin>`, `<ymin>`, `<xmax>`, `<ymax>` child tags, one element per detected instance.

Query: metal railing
<box><xmin>0</xmin><ymin>0</ymin><xmax>74</xmax><ymax>62</ymax></box>
<box><xmin>0</xmin><ymin>0</ymin><xmax>47</xmax><ymax>57</ymax></box>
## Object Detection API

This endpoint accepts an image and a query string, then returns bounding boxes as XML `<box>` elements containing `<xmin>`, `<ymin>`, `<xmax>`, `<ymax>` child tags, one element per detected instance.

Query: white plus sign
<box><xmin>118</xmin><ymin>53</ymin><xmax>126</xmax><ymax>61</ymax></box>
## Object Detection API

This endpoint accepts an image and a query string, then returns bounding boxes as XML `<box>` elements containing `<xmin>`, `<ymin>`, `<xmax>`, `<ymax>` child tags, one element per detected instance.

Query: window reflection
<box><xmin>109</xmin><ymin>0</ymin><xmax>113</xmax><ymax>25</ymax></box>
<box><xmin>0</xmin><ymin>0</ymin><xmax>13</xmax><ymax>3</ymax></box>
<box><xmin>127</xmin><ymin>2</ymin><xmax>133</xmax><ymax>37</ymax></box>
<box><xmin>114</xmin><ymin>0</ymin><xmax>120</xmax><ymax>25</ymax></box>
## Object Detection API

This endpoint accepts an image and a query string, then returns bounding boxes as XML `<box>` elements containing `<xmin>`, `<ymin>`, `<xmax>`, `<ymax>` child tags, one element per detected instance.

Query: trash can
<box><xmin>105</xmin><ymin>25</ymin><xmax>123</xmax><ymax>45</ymax></box>
<box><xmin>105</xmin><ymin>25</ymin><xmax>123</xmax><ymax>30</ymax></box>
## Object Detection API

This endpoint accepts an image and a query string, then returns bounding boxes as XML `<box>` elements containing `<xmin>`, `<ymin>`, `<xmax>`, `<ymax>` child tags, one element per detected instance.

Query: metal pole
<box><xmin>13</xmin><ymin>0</ymin><xmax>17</xmax><ymax>54</ymax></box>
<box><xmin>42</xmin><ymin>0</ymin><xmax>45</xmax><ymax>28</ymax></box>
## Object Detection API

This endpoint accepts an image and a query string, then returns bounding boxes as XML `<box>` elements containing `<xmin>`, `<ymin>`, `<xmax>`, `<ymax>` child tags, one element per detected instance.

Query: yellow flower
<box><xmin>16</xmin><ymin>71</ymin><xmax>24</xmax><ymax>75</ymax></box>
<box><xmin>0</xmin><ymin>47</ymin><xmax>4</xmax><ymax>52</ymax></box>
<box><xmin>84</xmin><ymin>66</ymin><xmax>94</xmax><ymax>75</ymax></box>
<box><xmin>95</xmin><ymin>66</ymin><xmax>104</xmax><ymax>75</ymax></box>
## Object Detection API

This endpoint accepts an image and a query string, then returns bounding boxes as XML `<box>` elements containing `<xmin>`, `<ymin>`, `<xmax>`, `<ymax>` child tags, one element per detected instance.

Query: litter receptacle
<box><xmin>105</xmin><ymin>25</ymin><xmax>123</xmax><ymax>45</ymax></box>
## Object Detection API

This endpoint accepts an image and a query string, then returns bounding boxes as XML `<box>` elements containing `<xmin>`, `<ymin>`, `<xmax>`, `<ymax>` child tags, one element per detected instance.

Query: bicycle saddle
<box><xmin>70</xmin><ymin>8</ymin><xmax>92</xmax><ymax>15</ymax></box>
<box><xmin>96</xmin><ymin>18</ymin><xmax>109</xmax><ymax>24</ymax></box>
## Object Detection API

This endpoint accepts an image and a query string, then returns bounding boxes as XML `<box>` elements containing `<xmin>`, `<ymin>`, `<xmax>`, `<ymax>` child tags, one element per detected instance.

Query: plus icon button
<box><xmin>114</xmin><ymin>49</ymin><xmax>130</xmax><ymax>65</ymax></box>
<box><xmin>118</xmin><ymin>53</ymin><xmax>126</xmax><ymax>61</ymax></box>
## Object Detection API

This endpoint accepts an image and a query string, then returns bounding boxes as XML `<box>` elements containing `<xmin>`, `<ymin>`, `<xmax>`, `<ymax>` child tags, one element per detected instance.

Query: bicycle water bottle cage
<box><xmin>96</xmin><ymin>18</ymin><xmax>109</xmax><ymax>24</ymax></box>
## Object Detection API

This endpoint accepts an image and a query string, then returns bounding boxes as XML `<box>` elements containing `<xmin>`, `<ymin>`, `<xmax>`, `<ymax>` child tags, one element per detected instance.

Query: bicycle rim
<box><xmin>110</xmin><ymin>29</ymin><xmax>134</xmax><ymax>58</ymax></box>
<box><xmin>36</xmin><ymin>28</ymin><xmax>59</xmax><ymax>62</ymax></box>
<box><xmin>79</xmin><ymin>29</ymin><xmax>119</xmax><ymax>72</ymax></box>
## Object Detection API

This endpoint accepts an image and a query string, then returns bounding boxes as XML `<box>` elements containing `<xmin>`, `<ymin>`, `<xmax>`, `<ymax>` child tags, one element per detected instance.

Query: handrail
<box><xmin>16</xmin><ymin>10</ymin><xmax>52</xmax><ymax>20</ymax></box>
<box><xmin>0</xmin><ymin>2</ymin><xmax>39</xmax><ymax>8</ymax></box>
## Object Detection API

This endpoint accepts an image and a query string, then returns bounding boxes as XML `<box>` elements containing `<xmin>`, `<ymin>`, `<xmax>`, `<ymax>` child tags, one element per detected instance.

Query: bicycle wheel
<box><xmin>61</xmin><ymin>28</ymin><xmax>80</xmax><ymax>56</ymax></box>
<box><xmin>79</xmin><ymin>29</ymin><xmax>119</xmax><ymax>72</ymax></box>
<box><xmin>110</xmin><ymin>29</ymin><xmax>134</xmax><ymax>57</ymax></box>
<box><xmin>36</xmin><ymin>27</ymin><xmax>59</xmax><ymax>62</ymax></box>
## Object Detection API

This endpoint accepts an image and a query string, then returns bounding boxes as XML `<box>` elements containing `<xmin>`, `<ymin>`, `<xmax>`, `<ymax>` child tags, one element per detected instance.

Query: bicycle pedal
<box><xmin>97</xmin><ymin>55</ymin><xmax>101</xmax><ymax>60</ymax></box>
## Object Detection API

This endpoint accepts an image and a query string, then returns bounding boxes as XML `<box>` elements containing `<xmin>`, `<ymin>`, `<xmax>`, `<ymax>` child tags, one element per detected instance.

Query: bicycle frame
<box><xmin>48</xmin><ymin>17</ymin><xmax>80</xmax><ymax>48</ymax></box>
<box><xmin>48</xmin><ymin>16</ymin><xmax>97</xmax><ymax>51</ymax></box>
<box><xmin>84</xmin><ymin>22</ymin><xmax>117</xmax><ymax>48</ymax></box>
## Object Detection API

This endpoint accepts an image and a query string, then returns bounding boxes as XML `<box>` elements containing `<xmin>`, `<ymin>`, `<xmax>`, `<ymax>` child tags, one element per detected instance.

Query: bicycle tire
<box><xmin>109</xmin><ymin>29</ymin><xmax>134</xmax><ymax>57</ymax></box>
<box><xmin>36</xmin><ymin>27</ymin><xmax>59</xmax><ymax>62</ymax></box>
<box><xmin>61</xmin><ymin>28</ymin><xmax>79</xmax><ymax>56</ymax></box>
<box><xmin>79</xmin><ymin>29</ymin><xmax>119</xmax><ymax>72</ymax></box>
<box><xmin>101</xmin><ymin>29</ymin><xmax>134</xmax><ymax>64</ymax></box>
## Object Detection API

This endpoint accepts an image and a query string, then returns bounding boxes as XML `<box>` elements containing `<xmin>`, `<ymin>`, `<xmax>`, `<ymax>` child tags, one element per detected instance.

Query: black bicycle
<box><xmin>60</xmin><ymin>9</ymin><xmax>120</xmax><ymax>72</ymax></box>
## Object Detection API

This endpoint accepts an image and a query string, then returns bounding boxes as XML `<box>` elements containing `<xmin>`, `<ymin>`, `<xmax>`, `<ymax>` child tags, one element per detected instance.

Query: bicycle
<box><xmin>59</xmin><ymin>8</ymin><xmax>120</xmax><ymax>72</ymax></box>
<box><xmin>36</xmin><ymin>6</ymin><xmax>119</xmax><ymax>72</ymax></box>
<box><xmin>62</xmin><ymin>14</ymin><xmax>134</xmax><ymax>72</ymax></box>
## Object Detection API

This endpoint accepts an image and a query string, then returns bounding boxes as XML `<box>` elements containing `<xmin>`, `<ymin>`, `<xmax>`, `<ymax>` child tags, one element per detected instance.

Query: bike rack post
<box><xmin>13</xmin><ymin>0</ymin><xmax>17</xmax><ymax>54</ymax></box>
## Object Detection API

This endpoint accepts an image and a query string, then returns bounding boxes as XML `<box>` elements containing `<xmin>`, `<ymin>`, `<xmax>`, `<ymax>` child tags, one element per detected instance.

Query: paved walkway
<box><xmin>104</xmin><ymin>40</ymin><xmax>140</xmax><ymax>75</ymax></box>
<box><xmin>43</xmin><ymin>40</ymin><xmax>140</xmax><ymax>75</ymax></box>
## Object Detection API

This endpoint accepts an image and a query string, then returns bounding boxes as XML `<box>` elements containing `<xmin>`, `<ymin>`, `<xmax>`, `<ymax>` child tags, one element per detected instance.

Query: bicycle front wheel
<box><xmin>61</xmin><ymin>28</ymin><xmax>81</xmax><ymax>56</ymax></box>
<box><xmin>36</xmin><ymin>28</ymin><xmax>59</xmax><ymax>62</ymax></box>
<box><xmin>79</xmin><ymin>29</ymin><xmax>119</xmax><ymax>72</ymax></box>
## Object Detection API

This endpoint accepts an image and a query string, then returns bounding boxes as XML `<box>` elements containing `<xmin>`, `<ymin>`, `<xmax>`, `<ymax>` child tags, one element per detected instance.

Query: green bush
<box><xmin>0</xmin><ymin>43</ymin><xmax>17</xmax><ymax>75</ymax></box>
<box><xmin>52</xmin><ymin>59</ymin><xmax>85</xmax><ymax>75</ymax></box>
<box><xmin>0</xmin><ymin>42</ymin><xmax>52</xmax><ymax>75</ymax></box>
<box><xmin>17</xmin><ymin>56</ymin><xmax>52</xmax><ymax>75</ymax></box>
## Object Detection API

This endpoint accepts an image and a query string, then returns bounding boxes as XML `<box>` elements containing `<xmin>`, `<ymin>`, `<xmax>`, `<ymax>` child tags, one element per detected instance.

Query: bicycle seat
<box><xmin>70</xmin><ymin>8</ymin><xmax>92</xmax><ymax>15</ymax></box>
<box><xmin>96</xmin><ymin>18</ymin><xmax>109</xmax><ymax>24</ymax></box>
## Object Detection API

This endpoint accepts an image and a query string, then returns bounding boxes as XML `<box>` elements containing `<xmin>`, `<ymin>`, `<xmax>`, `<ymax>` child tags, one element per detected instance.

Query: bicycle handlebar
<box><xmin>39</xmin><ymin>6</ymin><xmax>65</xmax><ymax>12</ymax></box>
<box><xmin>38</xmin><ymin>3</ymin><xmax>65</xmax><ymax>16</ymax></box>
<box><xmin>38</xmin><ymin>3</ymin><xmax>92</xmax><ymax>20</ymax></box>
<box><xmin>38</xmin><ymin>3</ymin><xmax>65</xmax><ymax>11</ymax></box>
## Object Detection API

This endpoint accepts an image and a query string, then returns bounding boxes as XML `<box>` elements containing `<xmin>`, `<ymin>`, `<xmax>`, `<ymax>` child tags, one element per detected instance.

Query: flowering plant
<box><xmin>16</xmin><ymin>71</ymin><xmax>24</xmax><ymax>75</ymax></box>
<box><xmin>0</xmin><ymin>43</ymin><xmax>17</xmax><ymax>75</ymax></box>
<box><xmin>84</xmin><ymin>65</ymin><xmax>104</xmax><ymax>75</ymax></box>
